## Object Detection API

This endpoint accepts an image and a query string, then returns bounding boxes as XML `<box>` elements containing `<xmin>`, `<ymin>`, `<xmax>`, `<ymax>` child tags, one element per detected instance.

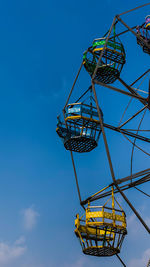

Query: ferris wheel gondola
<box><xmin>83</xmin><ymin>26</ymin><xmax>126</xmax><ymax>84</ymax></box>
<box><xmin>75</xmin><ymin>187</ymin><xmax>127</xmax><ymax>257</ymax></box>
<box><xmin>56</xmin><ymin>4</ymin><xmax>150</xmax><ymax>266</ymax></box>
<box><xmin>56</xmin><ymin>88</ymin><xmax>103</xmax><ymax>152</ymax></box>
<box><xmin>136</xmin><ymin>15</ymin><xmax>150</xmax><ymax>54</ymax></box>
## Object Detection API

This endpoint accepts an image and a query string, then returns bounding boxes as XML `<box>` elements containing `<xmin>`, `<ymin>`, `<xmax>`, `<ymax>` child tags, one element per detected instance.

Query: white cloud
<box><xmin>127</xmin><ymin>214</ymin><xmax>141</xmax><ymax>235</ymax></box>
<box><xmin>127</xmin><ymin>213</ymin><xmax>150</xmax><ymax>236</ymax></box>
<box><xmin>62</xmin><ymin>256</ymin><xmax>101</xmax><ymax>267</ymax></box>
<box><xmin>127</xmin><ymin>214</ymin><xmax>136</xmax><ymax>226</ymax></box>
<box><xmin>145</xmin><ymin>217</ymin><xmax>150</xmax><ymax>227</ymax></box>
<box><xmin>128</xmin><ymin>248</ymin><xmax>150</xmax><ymax>267</ymax></box>
<box><xmin>22</xmin><ymin>206</ymin><xmax>39</xmax><ymax>231</ymax></box>
<box><xmin>63</xmin><ymin>257</ymin><xmax>88</xmax><ymax>267</ymax></box>
<box><xmin>15</xmin><ymin>236</ymin><xmax>26</xmax><ymax>246</ymax></box>
<box><xmin>0</xmin><ymin>237</ymin><xmax>26</xmax><ymax>265</ymax></box>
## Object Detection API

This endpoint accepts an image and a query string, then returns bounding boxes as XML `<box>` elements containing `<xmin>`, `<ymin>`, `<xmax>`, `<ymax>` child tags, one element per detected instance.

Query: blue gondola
<box><xmin>56</xmin><ymin>98</ymin><xmax>103</xmax><ymax>153</ymax></box>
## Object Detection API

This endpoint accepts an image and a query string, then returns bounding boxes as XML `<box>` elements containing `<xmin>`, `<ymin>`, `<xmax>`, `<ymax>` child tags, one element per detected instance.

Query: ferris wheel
<box><xmin>56</xmin><ymin>3</ymin><xmax>150</xmax><ymax>266</ymax></box>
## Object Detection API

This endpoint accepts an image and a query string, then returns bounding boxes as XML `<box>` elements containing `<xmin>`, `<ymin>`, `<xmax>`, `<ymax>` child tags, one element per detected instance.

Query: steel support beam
<box><xmin>91</xmin><ymin>81</ymin><xmax>150</xmax><ymax>234</ymax></box>
<box><xmin>118</xmin><ymin>105</ymin><xmax>147</xmax><ymax>128</ymax></box>
<box><xmin>64</xmin><ymin>61</ymin><xmax>83</xmax><ymax>109</ymax></box>
<box><xmin>70</xmin><ymin>151</ymin><xmax>82</xmax><ymax>204</ymax></box>
<box><xmin>118</xmin><ymin>3</ymin><xmax>150</xmax><ymax>16</ymax></box>
<box><xmin>94</xmin><ymin>79</ymin><xmax>147</xmax><ymax>103</ymax></box>
<box><xmin>117</xmin><ymin>16</ymin><xmax>150</xmax><ymax>50</ymax></box>
<box><xmin>130</xmin><ymin>69</ymin><xmax>150</xmax><ymax>87</ymax></box>
<box><xmin>92</xmin><ymin>17</ymin><xmax>117</xmax><ymax>80</ymax></box>
<box><xmin>103</xmin><ymin>122</ymin><xmax>150</xmax><ymax>143</ymax></box>
<box><xmin>118</xmin><ymin>77</ymin><xmax>148</xmax><ymax>107</ymax></box>
<box><xmin>81</xmin><ymin>173</ymin><xmax>150</xmax><ymax>205</ymax></box>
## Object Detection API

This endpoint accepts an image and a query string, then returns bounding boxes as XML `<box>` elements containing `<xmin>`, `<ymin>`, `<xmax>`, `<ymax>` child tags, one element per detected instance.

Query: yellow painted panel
<box><xmin>86</xmin><ymin>211</ymin><xmax>103</xmax><ymax>219</ymax></box>
<box><xmin>146</xmin><ymin>23</ymin><xmax>150</xmax><ymax>28</ymax></box>
<box><xmin>93</xmin><ymin>47</ymin><xmax>124</xmax><ymax>56</ymax></box>
<box><xmin>86</xmin><ymin>211</ymin><xmax>126</xmax><ymax>223</ymax></box>
<box><xmin>77</xmin><ymin>225</ymin><xmax>113</xmax><ymax>239</ymax></box>
<box><xmin>65</xmin><ymin>116</ymin><xmax>100</xmax><ymax>124</ymax></box>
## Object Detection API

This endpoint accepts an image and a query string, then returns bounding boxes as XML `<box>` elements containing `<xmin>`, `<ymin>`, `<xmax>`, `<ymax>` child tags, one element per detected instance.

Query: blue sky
<box><xmin>0</xmin><ymin>0</ymin><xmax>149</xmax><ymax>266</ymax></box>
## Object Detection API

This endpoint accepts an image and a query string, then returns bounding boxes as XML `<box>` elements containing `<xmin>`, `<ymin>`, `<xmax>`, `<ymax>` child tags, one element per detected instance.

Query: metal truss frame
<box><xmin>62</xmin><ymin>3</ymin><xmax>150</xmax><ymax>266</ymax></box>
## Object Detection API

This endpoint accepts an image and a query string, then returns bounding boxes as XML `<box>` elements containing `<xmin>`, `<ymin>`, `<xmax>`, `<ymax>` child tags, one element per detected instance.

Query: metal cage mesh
<box><xmin>136</xmin><ymin>26</ymin><xmax>150</xmax><ymax>55</ymax></box>
<box><xmin>75</xmin><ymin>191</ymin><xmax>127</xmax><ymax>257</ymax></box>
<box><xmin>75</xmin><ymin>223</ymin><xmax>127</xmax><ymax>257</ymax></box>
<box><xmin>56</xmin><ymin>102</ymin><xmax>102</xmax><ymax>153</ymax></box>
<box><xmin>83</xmin><ymin>38</ymin><xmax>126</xmax><ymax>84</ymax></box>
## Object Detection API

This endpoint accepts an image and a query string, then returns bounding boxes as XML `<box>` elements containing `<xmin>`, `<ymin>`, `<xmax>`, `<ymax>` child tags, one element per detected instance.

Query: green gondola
<box><xmin>83</xmin><ymin>26</ymin><xmax>126</xmax><ymax>84</ymax></box>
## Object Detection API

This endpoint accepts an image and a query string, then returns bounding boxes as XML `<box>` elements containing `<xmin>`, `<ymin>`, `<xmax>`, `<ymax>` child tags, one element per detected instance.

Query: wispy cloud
<box><xmin>128</xmin><ymin>248</ymin><xmax>150</xmax><ymax>267</ymax></box>
<box><xmin>0</xmin><ymin>236</ymin><xmax>26</xmax><ymax>265</ymax></box>
<box><xmin>127</xmin><ymin>214</ymin><xmax>141</xmax><ymax>235</ymax></box>
<box><xmin>22</xmin><ymin>206</ymin><xmax>39</xmax><ymax>231</ymax></box>
<box><xmin>145</xmin><ymin>217</ymin><xmax>150</xmax><ymax>227</ymax></box>
<box><xmin>63</xmin><ymin>258</ymin><xmax>86</xmax><ymax>267</ymax></box>
<box><xmin>62</xmin><ymin>256</ymin><xmax>95</xmax><ymax>267</ymax></box>
<box><xmin>14</xmin><ymin>236</ymin><xmax>26</xmax><ymax>246</ymax></box>
<box><xmin>127</xmin><ymin>213</ymin><xmax>150</xmax><ymax>236</ymax></box>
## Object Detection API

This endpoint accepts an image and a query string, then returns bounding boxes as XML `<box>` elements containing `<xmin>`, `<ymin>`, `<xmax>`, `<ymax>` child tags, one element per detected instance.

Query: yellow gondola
<box><xmin>75</xmin><ymin>187</ymin><xmax>127</xmax><ymax>257</ymax></box>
